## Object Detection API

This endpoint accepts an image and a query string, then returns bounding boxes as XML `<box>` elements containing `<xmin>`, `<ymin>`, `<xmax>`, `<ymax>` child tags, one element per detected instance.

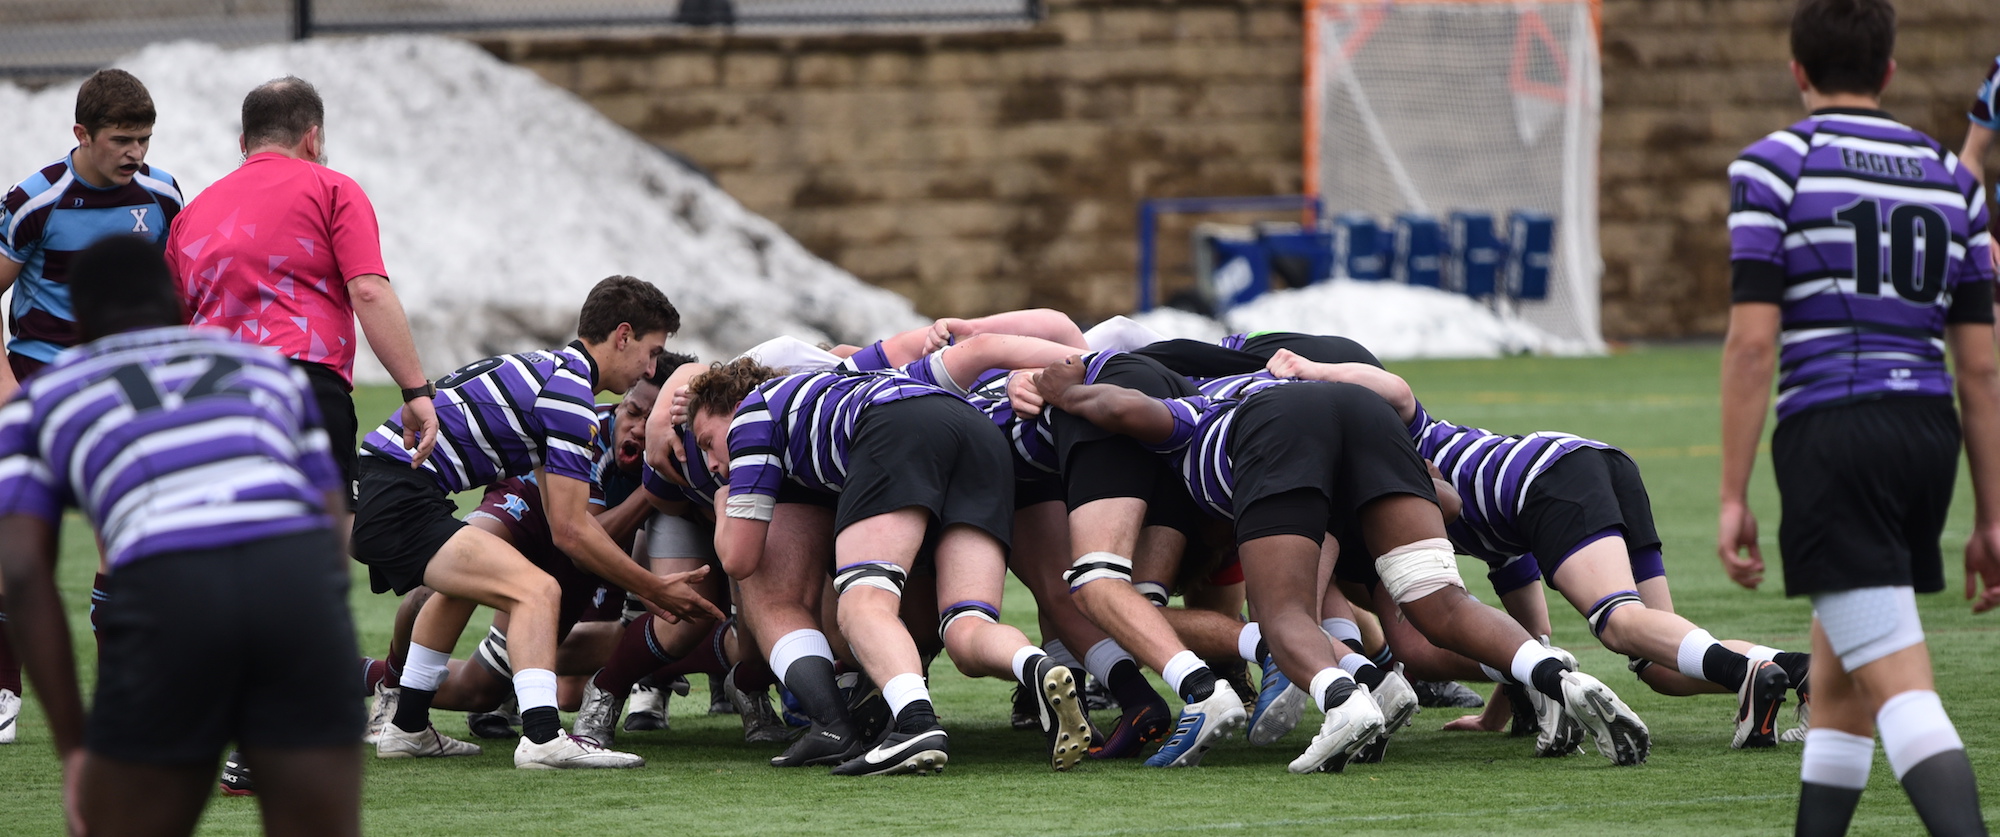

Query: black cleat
<box><xmin>219</xmin><ymin>750</ymin><xmax>255</xmax><ymax>797</ymax></box>
<box><xmin>1010</xmin><ymin>683</ymin><xmax>1041</xmax><ymax>731</ymax></box>
<box><xmin>1503</xmin><ymin>683</ymin><xmax>1540</xmax><ymax>737</ymax></box>
<box><xmin>831</xmin><ymin>727</ymin><xmax>949</xmax><ymax>776</ymax></box>
<box><xmin>1411</xmin><ymin>678</ymin><xmax>1486</xmax><ymax>708</ymax></box>
<box><xmin>1732</xmin><ymin>660</ymin><xmax>1787</xmax><ymax>749</ymax></box>
<box><xmin>769</xmin><ymin>722</ymin><xmax>863</xmax><ymax>768</ymax></box>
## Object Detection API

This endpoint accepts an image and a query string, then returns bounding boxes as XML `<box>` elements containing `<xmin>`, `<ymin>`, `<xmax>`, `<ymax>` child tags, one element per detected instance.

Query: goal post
<box><xmin>1305</xmin><ymin>0</ymin><xmax>1604</xmax><ymax>348</ymax></box>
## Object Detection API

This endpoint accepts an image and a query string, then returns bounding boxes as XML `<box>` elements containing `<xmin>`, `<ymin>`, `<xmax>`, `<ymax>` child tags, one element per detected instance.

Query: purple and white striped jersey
<box><xmin>722</xmin><ymin>370</ymin><xmax>950</xmax><ymax>521</ymax></box>
<box><xmin>0</xmin><ymin>327</ymin><xmax>340</xmax><ymax>569</ymax></box>
<box><xmin>1729</xmin><ymin>109</ymin><xmax>1995</xmax><ymax>421</ymax></box>
<box><xmin>1195</xmin><ymin>371</ymin><xmax>1283</xmax><ymax>400</ymax></box>
<box><xmin>1146</xmin><ymin>392</ymin><xmax>1250</xmax><ymax>519</ymax></box>
<box><xmin>360</xmin><ymin>340</ymin><xmax>600</xmax><ymax>493</ymax></box>
<box><xmin>964</xmin><ymin>370</ymin><xmax>1059</xmax><ymax>474</ymax></box>
<box><xmin>1407</xmin><ymin>400</ymin><xmax>1612</xmax><ymax>564</ymax></box>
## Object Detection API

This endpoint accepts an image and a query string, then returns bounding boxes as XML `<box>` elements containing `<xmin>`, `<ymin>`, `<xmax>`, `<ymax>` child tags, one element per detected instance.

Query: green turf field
<box><xmin>5</xmin><ymin>344</ymin><xmax>1997</xmax><ymax>835</ymax></box>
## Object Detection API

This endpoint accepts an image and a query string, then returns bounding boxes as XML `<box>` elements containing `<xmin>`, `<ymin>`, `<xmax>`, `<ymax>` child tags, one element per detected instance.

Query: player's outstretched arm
<box><xmin>929</xmin><ymin>308</ymin><xmax>1088</xmax><ymax>354</ymax></box>
<box><xmin>1948</xmin><ymin>322</ymin><xmax>2000</xmax><ymax>612</ymax></box>
<box><xmin>1717</xmin><ymin>302</ymin><xmax>1780</xmax><ymax>590</ymax></box>
<box><xmin>1034</xmin><ymin>355</ymin><xmax>1176</xmax><ymax>445</ymax></box>
<box><xmin>937</xmin><ymin>333</ymin><xmax>1085</xmax><ymax>392</ymax></box>
<box><xmin>0</xmin><ymin>516</ymin><xmax>81</xmax><ymax>757</ymax></box>
<box><xmin>541</xmin><ymin>470</ymin><xmax>724</xmax><ymax>624</ymax></box>
<box><xmin>1266</xmin><ymin>348</ymin><xmax>1417</xmax><ymax>423</ymax></box>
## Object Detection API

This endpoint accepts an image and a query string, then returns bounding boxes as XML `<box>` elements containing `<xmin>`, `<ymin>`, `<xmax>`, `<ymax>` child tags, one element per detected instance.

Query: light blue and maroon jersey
<box><xmin>1407</xmin><ymin>400</ymin><xmax>1612</xmax><ymax>564</ymax></box>
<box><xmin>1729</xmin><ymin>109</ymin><xmax>1995</xmax><ymax>421</ymax></box>
<box><xmin>1971</xmin><ymin>57</ymin><xmax>2000</xmax><ymax>131</ymax></box>
<box><xmin>360</xmin><ymin>341</ymin><xmax>600</xmax><ymax>493</ymax></box>
<box><xmin>722</xmin><ymin>370</ymin><xmax>949</xmax><ymax>521</ymax></box>
<box><xmin>0</xmin><ymin>155</ymin><xmax>183</xmax><ymax>364</ymax></box>
<box><xmin>0</xmin><ymin>327</ymin><xmax>338</xmax><ymax>569</ymax></box>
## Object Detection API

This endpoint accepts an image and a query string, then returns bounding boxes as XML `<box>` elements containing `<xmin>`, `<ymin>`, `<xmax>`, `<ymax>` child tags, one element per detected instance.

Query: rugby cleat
<box><xmin>1562</xmin><ymin>671</ymin><xmax>1650</xmax><ymax>766</ymax></box>
<box><xmin>846</xmin><ymin>679</ymin><xmax>892</xmax><ymax>747</ymax></box>
<box><xmin>1732</xmin><ymin>660</ymin><xmax>1788</xmax><ymax>749</ymax></box>
<box><xmin>1351</xmin><ymin>669</ymin><xmax>1420</xmax><ymax>764</ymax></box>
<box><xmin>219</xmin><ymin>750</ymin><xmax>255</xmax><ymax>796</ymax></box>
<box><xmin>770</xmin><ymin>722</ymin><xmax>863</xmax><ymax>767</ymax></box>
<box><xmin>1527</xmin><ymin>683</ymin><xmax>1584</xmax><ymax>758</ymax></box>
<box><xmin>1082</xmin><ymin>676</ymin><xmax>1115</xmax><ymax>712</ymax></box>
<box><xmin>0</xmin><ymin>688</ymin><xmax>18</xmax><ymax>745</ymax></box>
<box><xmin>1411</xmin><ymin>678</ymin><xmax>1485</xmax><ymax>708</ymax></box>
<box><xmin>623</xmin><ymin>679</ymin><xmax>669</xmax><ymax>732</ymax></box>
<box><xmin>1288</xmin><ymin>684</ymin><xmax>1387</xmax><ymax>774</ymax></box>
<box><xmin>1033</xmin><ymin>658</ymin><xmax>1092</xmax><ymax>772</ymax></box>
<box><xmin>831</xmin><ymin>727</ymin><xmax>949</xmax><ymax>777</ymax></box>
<box><xmin>727</xmin><ymin>668</ymin><xmax>794</xmax><ymax>746</ymax></box>
<box><xmin>1781</xmin><ymin>682</ymin><xmax>1812</xmax><ymax>744</ymax></box>
<box><xmin>376</xmin><ymin>723</ymin><xmax>483</xmax><ymax>759</ymax></box>
<box><xmin>1010</xmin><ymin>683</ymin><xmax>1041</xmax><ymax>731</ymax></box>
<box><xmin>362</xmin><ymin>683</ymin><xmax>400</xmax><ymax>745</ymax></box>
<box><xmin>1143</xmin><ymin>681</ymin><xmax>1247</xmax><ymax>768</ymax></box>
<box><xmin>709</xmin><ymin>674</ymin><xmax>736</xmax><ymax>714</ymax></box>
<box><xmin>1088</xmin><ymin>700</ymin><xmax>1172</xmax><ymax>760</ymax></box>
<box><xmin>514</xmin><ymin>731</ymin><xmax>644</xmax><ymax>769</ymax></box>
<box><xmin>573</xmin><ymin>677</ymin><xmax>626</xmax><ymax>747</ymax></box>
<box><xmin>1502</xmin><ymin>683</ymin><xmax>1540</xmax><ymax>737</ymax></box>
<box><xmin>1246</xmin><ymin>659</ymin><xmax>1309</xmax><ymax>746</ymax></box>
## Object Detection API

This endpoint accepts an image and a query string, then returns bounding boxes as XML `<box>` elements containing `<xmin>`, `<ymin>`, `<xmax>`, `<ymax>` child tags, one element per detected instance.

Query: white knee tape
<box><xmin>1133</xmin><ymin>581</ymin><xmax>1169</xmax><ymax>607</ymax></box>
<box><xmin>1376</xmin><ymin>538</ymin><xmax>1464</xmax><ymax>604</ymax></box>
<box><xmin>1067</xmin><ymin>552</ymin><xmax>1134</xmax><ymax>591</ymax></box>
<box><xmin>1813</xmin><ymin>586</ymin><xmax>1925</xmax><ymax>671</ymax></box>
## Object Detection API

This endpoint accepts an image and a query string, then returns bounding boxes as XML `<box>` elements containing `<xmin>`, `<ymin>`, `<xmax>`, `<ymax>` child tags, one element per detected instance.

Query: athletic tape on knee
<box><xmin>473</xmin><ymin>625</ymin><xmax>513</xmax><ymax>679</ymax></box>
<box><xmin>1066</xmin><ymin>551</ymin><xmax>1133</xmax><ymax>591</ymax></box>
<box><xmin>1878</xmin><ymin>690</ymin><xmax>1965</xmax><ymax>780</ymax></box>
<box><xmin>1812</xmin><ymin>586</ymin><xmax>1925</xmax><ymax>671</ymax></box>
<box><xmin>1801</xmin><ymin>728</ymin><xmax>1875</xmax><ymax>790</ymax></box>
<box><xmin>834</xmin><ymin>561</ymin><xmax>909</xmax><ymax>597</ymax></box>
<box><xmin>1133</xmin><ymin>581</ymin><xmax>1169</xmax><ymax>607</ymax></box>
<box><xmin>1375</xmin><ymin>538</ymin><xmax>1464</xmax><ymax>604</ymax></box>
<box><xmin>1585</xmin><ymin>590</ymin><xmax>1642</xmax><ymax>640</ymax></box>
<box><xmin>938</xmin><ymin>601</ymin><xmax>1000</xmax><ymax>637</ymax></box>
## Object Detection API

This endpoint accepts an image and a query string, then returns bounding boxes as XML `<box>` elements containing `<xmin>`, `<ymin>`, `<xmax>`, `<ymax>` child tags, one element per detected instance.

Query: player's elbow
<box><xmin>348</xmin><ymin>273</ymin><xmax>392</xmax><ymax>307</ymax></box>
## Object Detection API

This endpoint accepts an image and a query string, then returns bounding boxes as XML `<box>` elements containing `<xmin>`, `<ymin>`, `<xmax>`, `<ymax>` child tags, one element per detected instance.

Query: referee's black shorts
<box><xmin>1773</xmin><ymin>396</ymin><xmax>1959</xmax><ymax>597</ymax></box>
<box><xmin>294</xmin><ymin>360</ymin><xmax>359</xmax><ymax>511</ymax></box>
<box><xmin>88</xmin><ymin>529</ymin><xmax>362</xmax><ymax>765</ymax></box>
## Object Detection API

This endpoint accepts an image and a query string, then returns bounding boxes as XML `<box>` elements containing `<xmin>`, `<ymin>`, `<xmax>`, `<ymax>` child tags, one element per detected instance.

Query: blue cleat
<box><xmin>1144</xmin><ymin>681</ymin><xmax>1247</xmax><ymax>768</ymax></box>
<box><xmin>1247</xmin><ymin>658</ymin><xmax>1309</xmax><ymax>746</ymax></box>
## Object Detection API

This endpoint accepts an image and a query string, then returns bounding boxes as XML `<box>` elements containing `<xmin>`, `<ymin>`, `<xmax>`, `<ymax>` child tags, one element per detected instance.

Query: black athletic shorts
<box><xmin>1773</xmin><ymin>396</ymin><xmax>1958</xmax><ymax>597</ymax></box>
<box><xmin>1015</xmin><ymin>473</ymin><xmax>1067</xmax><ymax>509</ymax></box>
<box><xmin>296</xmin><ymin>360</ymin><xmax>359</xmax><ymax>511</ymax></box>
<box><xmin>89</xmin><ymin>530</ymin><xmax>362</xmax><ymax>765</ymax></box>
<box><xmin>1132</xmin><ymin>333</ymin><xmax>1384</xmax><ymax>378</ymax></box>
<box><xmin>1229</xmin><ymin>382</ymin><xmax>1436</xmax><ymax>546</ymax></box>
<box><xmin>1515</xmin><ymin>447</ymin><xmax>1662</xmax><ymax>590</ymax></box>
<box><xmin>1236</xmin><ymin>332</ymin><xmax>1383</xmax><ymax>368</ymax></box>
<box><xmin>352</xmin><ymin>457</ymin><xmax>466</xmax><ymax>594</ymax></box>
<box><xmin>1051</xmin><ymin>354</ymin><xmax>1203</xmax><ymax>535</ymax></box>
<box><xmin>837</xmin><ymin>395</ymin><xmax>1014</xmax><ymax>548</ymax></box>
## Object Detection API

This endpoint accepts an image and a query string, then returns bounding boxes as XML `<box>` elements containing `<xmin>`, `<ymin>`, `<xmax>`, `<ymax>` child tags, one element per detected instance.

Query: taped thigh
<box><xmin>1375</xmin><ymin>538</ymin><xmax>1464</xmax><ymax>604</ymax></box>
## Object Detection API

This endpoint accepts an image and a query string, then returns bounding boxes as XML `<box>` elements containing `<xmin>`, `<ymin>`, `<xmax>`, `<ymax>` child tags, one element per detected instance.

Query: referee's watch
<box><xmin>401</xmin><ymin>381</ymin><xmax>436</xmax><ymax>402</ymax></box>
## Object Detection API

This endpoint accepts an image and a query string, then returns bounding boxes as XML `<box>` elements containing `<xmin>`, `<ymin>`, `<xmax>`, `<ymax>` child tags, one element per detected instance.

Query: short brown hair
<box><xmin>1791</xmin><ymin>0</ymin><xmax>1895</xmax><ymax>95</ymax></box>
<box><xmin>242</xmin><ymin>76</ymin><xmax>325</xmax><ymax>149</ymax></box>
<box><xmin>686</xmin><ymin>357</ymin><xmax>782</xmax><ymax>420</ymax></box>
<box><xmin>577</xmin><ymin>275</ymin><xmax>681</xmax><ymax>342</ymax></box>
<box><xmin>75</xmin><ymin>69</ymin><xmax>155</xmax><ymax>135</ymax></box>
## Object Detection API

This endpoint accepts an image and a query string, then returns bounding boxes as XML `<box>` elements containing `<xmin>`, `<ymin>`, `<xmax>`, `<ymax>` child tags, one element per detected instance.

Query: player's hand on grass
<box><xmin>402</xmin><ymin>395</ymin><xmax>438</xmax><ymax>469</ymax></box>
<box><xmin>1964</xmin><ymin>524</ymin><xmax>2000</xmax><ymax>613</ymax></box>
<box><xmin>1009</xmin><ymin>369</ymin><xmax>1046</xmax><ymax>417</ymax></box>
<box><xmin>1716</xmin><ymin>500</ymin><xmax>1764</xmax><ymax>589</ymax></box>
<box><xmin>647</xmin><ymin>565</ymin><xmax>726</xmax><ymax>624</ymax></box>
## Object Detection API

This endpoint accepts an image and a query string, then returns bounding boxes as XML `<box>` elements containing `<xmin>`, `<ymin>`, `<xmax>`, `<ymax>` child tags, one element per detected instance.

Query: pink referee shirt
<box><xmin>166</xmin><ymin>152</ymin><xmax>387</xmax><ymax>387</ymax></box>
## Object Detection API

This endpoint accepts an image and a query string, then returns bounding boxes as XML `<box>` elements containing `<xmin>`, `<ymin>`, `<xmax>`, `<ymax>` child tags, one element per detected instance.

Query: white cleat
<box><xmin>363</xmin><ymin>683</ymin><xmax>400</xmax><ymax>745</ymax></box>
<box><xmin>573</xmin><ymin>676</ymin><xmax>625</xmax><ymax>747</ymax></box>
<box><xmin>1287</xmin><ymin>684</ymin><xmax>1386</xmax><ymax>774</ymax></box>
<box><xmin>1561</xmin><ymin>671</ymin><xmax>1650</xmax><ymax>766</ymax></box>
<box><xmin>515</xmin><ymin>730</ymin><xmax>645</xmax><ymax>769</ymax></box>
<box><xmin>1350</xmin><ymin>670</ymin><xmax>1421</xmax><ymax>764</ymax></box>
<box><xmin>376</xmin><ymin>723</ymin><xmax>482</xmax><ymax>759</ymax></box>
<box><xmin>0</xmin><ymin>688</ymin><xmax>19</xmax><ymax>744</ymax></box>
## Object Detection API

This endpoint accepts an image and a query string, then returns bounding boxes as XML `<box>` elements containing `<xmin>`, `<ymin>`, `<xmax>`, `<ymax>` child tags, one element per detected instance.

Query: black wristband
<box><xmin>401</xmin><ymin>381</ymin><xmax>436</xmax><ymax>402</ymax></box>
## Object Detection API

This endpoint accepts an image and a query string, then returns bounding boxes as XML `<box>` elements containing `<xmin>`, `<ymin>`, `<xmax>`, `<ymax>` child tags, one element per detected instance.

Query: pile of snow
<box><xmin>1129</xmin><ymin>280</ymin><xmax>1597</xmax><ymax>360</ymax></box>
<box><xmin>0</xmin><ymin>37</ymin><xmax>925</xmax><ymax>382</ymax></box>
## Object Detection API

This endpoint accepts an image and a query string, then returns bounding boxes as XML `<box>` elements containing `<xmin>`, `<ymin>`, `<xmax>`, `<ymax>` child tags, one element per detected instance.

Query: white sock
<box><xmin>768</xmin><ymin>629</ymin><xmax>834</xmax><ymax>680</ymax></box>
<box><xmin>1236</xmin><ymin>622</ymin><xmax>1264</xmax><ymax>663</ymax></box>
<box><xmin>402</xmin><ymin>643</ymin><xmax>451</xmax><ymax>692</ymax></box>
<box><xmin>1509</xmin><ymin>639</ymin><xmax>1560</xmax><ymax>688</ymax></box>
<box><xmin>1011</xmin><ymin>645</ymin><xmax>1045</xmax><ymax>686</ymax></box>
<box><xmin>1676</xmin><ymin>628</ymin><xmax>1720</xmax><ymax>681</ymax></box>
<box><xmin>1745</xmin><ymin>644</ymin><xmax>1781</xmax><ymax>662</ymax></box>
<box><xmin>881</xmin><ymin>672</ymin><xmax>929</xmax><ymax>717</ymax></box>
<box><xmin>1084</xmin><ymin>638</ymin><xmax>1133</xmax><ymax>683</ymax></box>
<box><xmin>1800</xmin><ymin>728</ymin><xmax>1875</xmax><ymax>789</ymax></box>
<box><xmin>1878</xmin><ymin>690</ymin><xmax>1964</xmax><ymax>780</ymax></box>
<box><xmin>1338</xmin><ymin>653</ymin><xmax>1374</xmax><ymax>677</ymax></box>
<box><xmin>1045</xmin><ymin>639</ymin><xmax>1081</xmax><ymax>673</ymax></box>
<box><xmin>1479</xmin><ymin>663</ymin><xmax>1513</xmax><ymax>684</ymax></box>
<box><xmin>1308</xmin><ymin>667</ymin><xmax>1354</xmax><ymax>709</ymax></box>
<box><xmin>1321</xmin><ymin>617</ymin><xmax>1362</xmax><ymax>646</ymax></box>
<box><xmin>1162</xmin><ymin>650</ymin><xmax>1206</xmax><ymax>696</ymax></box>
<box><xmin>513</xmin><ymin>668</ymin><xmax>558</xmax><ymax>712</ymax></box>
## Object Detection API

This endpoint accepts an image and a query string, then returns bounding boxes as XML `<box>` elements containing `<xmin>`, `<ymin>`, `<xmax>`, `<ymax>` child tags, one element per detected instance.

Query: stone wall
<box><xmin>480</xmin><ymin>0</ymin><xmax>2000</xmax><ymax>338</ymax></box>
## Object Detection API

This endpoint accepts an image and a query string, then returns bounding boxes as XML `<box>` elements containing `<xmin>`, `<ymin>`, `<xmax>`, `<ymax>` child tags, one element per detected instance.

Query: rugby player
<box><xmin>351</xmin><ymin>275</ymin><xmax>723</xmax><ymax>769</ymax></box>
<box><xmin>1721</xmin><ymin>1</ymin><xmax>1997</xmax><ymax>832</ymax></box>
<box><xmin>0</xmin><ymin>235</ymin><xmax>359</xmax><ymax>836</ymax></box>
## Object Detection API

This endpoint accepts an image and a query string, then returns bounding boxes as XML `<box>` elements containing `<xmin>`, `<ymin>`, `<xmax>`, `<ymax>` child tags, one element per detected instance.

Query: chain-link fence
<box><xmin>1</xmin><ymin>0</ymin><xmax>1045</xmax><ymax>79</ymax></box>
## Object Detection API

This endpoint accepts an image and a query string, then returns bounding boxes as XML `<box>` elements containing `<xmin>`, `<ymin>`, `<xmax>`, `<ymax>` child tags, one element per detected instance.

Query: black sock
<box><xmin>1178</xmin><ymin>667</ymin><xmax>1218</xmax><ymax>703</ymax></box>
<box><xmin>1320</xmin><ymin>677</ymin><xmax>1357</xmax><ymax>711</ymax></box>
<box><xmin>1796</xmin><ymin>782</ymin><xmax>1864</xmax><ymax>837</ymax></box>
<box><xmin>1529</xmin><ymin>658</ymin><xmax>1568</xmax><ymax>702</ymax></box>
<box><xmin>1253</xmin><ymin>639</ymin><xmax>1270</xmax><ymax>666</ymax></box>
<box><xmin>781</xmin><ymin>656</ymin><xmax>852</xmax><ymax>732</ymax></box>
<box><xmin>521</xmin><ymin>706</ymin><xmax>560</xmax><ymax>744</ymax></box>
<box><xmin>1702</xmin><ymin>644</ymin><xmax>1751</xmax><ymax>691</ymax></box>
<box><xmin>894</xmin><ymin>699</ymin><xmax>938</xmax><ymax>734</ymax></box>
<box><xmin>1900</xmin><ymin>749</ymin><xmax>1988</xmax><ymax>837</ymax></box>
<box><xmin>392</xmin><ymin>687</ymin><xmax>436</xmax><ymax>733</ymax></box>
<box><xmin>1775</xmin><ymin>651</ymin><xmax>1812</xmax><ymax>692</ymax></box>
<box><xmin>1352</xmin><ymin>663</ymin><xmax>1386</xmax><ymax>690</ymax></box>
<box><xmin>1016</xmin><ymin>653</ymin><xmax>1048</xmax><ymax>688</ymax></box>
<box><xmin>1107</xmin><ymin>659</ymin><xmax>1167</xmax><ymax>710</ymax></box>
<box><xmin>1369</xmin><ymin>647</ymin><xmax>1395</xmax><ymax>668</ymax></box>
<box><xmin>1342</xmin><ymin>638</ymin><xmax>1367</xmax><ymax>655</ymax></box>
